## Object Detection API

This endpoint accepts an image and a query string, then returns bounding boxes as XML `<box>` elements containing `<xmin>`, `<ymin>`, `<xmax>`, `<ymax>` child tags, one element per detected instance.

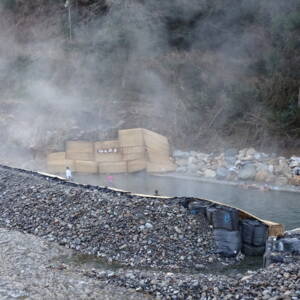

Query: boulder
<box><xmin>238</xmin><ymin>164</ymin><xmax>256</xmax><ymax>180</ymax></box>
<box><xmin>276</xmin><ymin>159</ymin><xmax>292</xmax><ymax>178</ymax></box>
<box><xmin>187</xmin><ymin>163</ymin><xmax>198</xmax><ymax>174</ymax></box>
<box><xmin>188</xmin><ymin>156</ymin><xmax>197</xmax><ymax>165</ymax></box>
<box><xmin>224</xmin><ymin>155</ymin><xmax>236</xmax><ymax>165</ymax></box>
<box><xmin>289</xmin><ymin>176</ymin><xmax>300</xmax><ymax>186</ymax></box>
<box><xmin>176</xmin><ymin>158</ymin><xmax>188</xmax><ymax>167</ymax></box>
<box><xmin>224</xmin><ymin>148</ymin><xmax>238</xmax><ymax>157</ymax></box>
<box><xmin>289</xmin><ymin>156</ymin><xmax>300</xmax><ymax>168</ymax></box>
<box><xmin>204</xmin><ymin>169</ymin><xmax>216</xmax><ymax>178</ymax></box>
<box><xmin>255</xmin><ymin>170</ymin><xmax>271</xmax><ymax>182</ymax></box>
<box><xmin>275</xmin><ymin>176</ymin><xmax>289</xmax><ymax>186</ymax></box>
<box><xmin>246</xmin><ymin>148</ymin><xmax>257</xmax><ymax>157</ymax></box>
<box><xmin>216</xmin><ymin>167</ymin><xmax>230</xmax><ymax>180</ymax></box>
<box><xmin>196</xmin><ymin>152</ymin><xmax>209</xmax><ymax>161</ymax></box>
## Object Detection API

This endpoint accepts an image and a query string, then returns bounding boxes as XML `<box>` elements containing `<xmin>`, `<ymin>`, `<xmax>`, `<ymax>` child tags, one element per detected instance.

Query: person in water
<box><xmin>65</xmin><ymin>166</ymin><xmax>73</xmax><ymax>180</ymax></box>
<box><xmin>106</xmin><ymin>174</ymin><xmax>115</xmax><ymax>187</ymax></box>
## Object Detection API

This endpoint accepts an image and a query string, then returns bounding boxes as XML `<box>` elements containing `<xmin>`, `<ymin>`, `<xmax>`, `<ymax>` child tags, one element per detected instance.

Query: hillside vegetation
<box><xmin>1</xmin><ymin>0</ymin><xmax>300</xmax><ymax>157</ymax></box>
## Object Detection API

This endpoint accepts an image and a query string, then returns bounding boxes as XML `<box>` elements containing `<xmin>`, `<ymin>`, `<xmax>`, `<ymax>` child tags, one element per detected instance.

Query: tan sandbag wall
<box><xmin>99</xmin><ymin>161</ymin><xmax>127</xmax><ymax>174</ymax></box>
<box><xmin>75</xmin><ymin>161</ymin><xmax>98</xmax><ymax>174</ymax></box>
<box><xmin>94</xmin><ymin>140</ymin><xmax>122</xmax><ymax>162</ymax></box>
<box><xmin>47</xmin><ymin>128</ymin><xmax>176</xmax><ymax>174</ymax></box>
<box><xmin>128</xmin><ymin>159</ymin><xmax>147</xmax><ymax>173</ymax></box>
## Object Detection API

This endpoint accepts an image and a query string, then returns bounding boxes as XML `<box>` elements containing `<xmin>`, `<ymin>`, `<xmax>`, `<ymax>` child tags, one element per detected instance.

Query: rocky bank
<box><xmin>174</xmin><ymin>148</ymin><xmax>300</xmax><ymax>187</ymax></box>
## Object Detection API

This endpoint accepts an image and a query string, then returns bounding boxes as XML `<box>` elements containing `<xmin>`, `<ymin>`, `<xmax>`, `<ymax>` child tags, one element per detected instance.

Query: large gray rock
<box><xmin>216</xmin><ymin>167</ymin><xmax>230</xmax><ymax>180</ymax></box>
<box><xmin>203</xmin><ymin>169</ymin><xmax>216</xmax><ymax>178</ymax></box>
<box><xmin>238</xmin><ymin>164</ymin><xmax>256</xmax><ymax>180</ymax></box>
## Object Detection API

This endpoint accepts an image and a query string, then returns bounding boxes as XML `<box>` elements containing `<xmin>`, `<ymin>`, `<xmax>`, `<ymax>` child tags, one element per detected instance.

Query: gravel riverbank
<box><xmin>0</xmin><ymin>165</ymin><xmax>239</xmax><ymax>271</ymax></box>
<box><xmin>83</xmin><ymin>263</ymin><xmax>300</xmax><ymax>300</ymax></box>
<box><xmin>0</xmin><ymin>165</ymin><xmax>299</xmax><ymax>299</ymax></box>
<box><xmin>0</xmin><ymin>227</ymin><xmax>149</xmax><ymax>300</ymax></box>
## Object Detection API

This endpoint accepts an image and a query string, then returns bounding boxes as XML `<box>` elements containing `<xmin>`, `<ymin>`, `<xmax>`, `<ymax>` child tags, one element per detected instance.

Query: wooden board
<box><xmin>99</xmin><ymin>161</ymin><xmax>127</xmax><ymax>174</ymax></box>
<box><xmin>127</xmin><ymin>159</ymin><xmax>147</xmax><ymax>173</ymax></box>
<box><xmin>75</xmin><ymin>160</ymin><xmax>98</xmax><ymax>174</ymax></box>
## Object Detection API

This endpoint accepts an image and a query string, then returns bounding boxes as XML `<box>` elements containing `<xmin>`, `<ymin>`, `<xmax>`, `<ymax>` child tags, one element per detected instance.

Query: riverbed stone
<box><xmin>255</xmin><ymin>170</ymin><xmax>272</xmax><ymax>182</ymax></box>
<box><xmin>204</xmin><ymin>169</ymin><xmax>216</xmax><ymax>178</ymax></box>
<box><xmin>238</xmin><ymin>164</ymin><xmax>256</xmax><ymax>180</ymax></box>
<box><xmin>216</xmin><ymin>167</ymin><xmax>230</xmax><ymax>180</ymax></box>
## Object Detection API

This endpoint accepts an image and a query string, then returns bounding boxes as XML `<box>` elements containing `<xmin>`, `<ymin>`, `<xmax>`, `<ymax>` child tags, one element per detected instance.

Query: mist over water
<box><xmin>0</xmin><ymin>0</ymin><xmax>300</xmax><ymax>163</ymax></box>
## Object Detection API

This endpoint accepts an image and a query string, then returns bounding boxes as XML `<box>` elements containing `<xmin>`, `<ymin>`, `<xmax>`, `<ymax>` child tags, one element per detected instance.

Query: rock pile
<box><xmin>0</xmin><ymin>165</ymin><xmax>238</xmax><ymax>272</ymax></box>
<box><xmin>84</xmin><ymin>262</ymin><xmax>300</xmax><ymax>299</ymax></box>
<box><xmin>174</xmin><ymin>148</ymin><xmax>300</xmax><ymax>186</ymax></box>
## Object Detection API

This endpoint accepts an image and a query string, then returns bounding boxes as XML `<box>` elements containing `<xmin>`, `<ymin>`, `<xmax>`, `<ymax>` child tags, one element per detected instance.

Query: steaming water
<box><xmin>74</xmin><ymin>173</ymin><xmax>300</xmax><ymax>230</ymax></box>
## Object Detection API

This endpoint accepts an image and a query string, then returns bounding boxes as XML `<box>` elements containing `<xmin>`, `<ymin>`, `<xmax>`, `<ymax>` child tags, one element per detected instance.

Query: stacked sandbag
<box><xmin>144</xmin><ymin>129</ymin><xmax>176</xmax><ymax>172</ymax></box>
<box><xmin>95</xmin><ymin>140</ymin><xmax>127</xmax><ymax>174</ymax></box>
<box><xmin>144</xmin><ymin>129</ymin><xmax>170</xmax><ymax>162</ymax></box>
<box><xmin>94</xmin><ymin>140</ymin><xmax>122</xmax><ymax>163</ymax></box>
<box><xmin>213</xmin><ymin>229</ymin><xmax>241</xmax><ymax>258</ymax></box>
<box><xmin>99</xmin><ymin>161</ymin><xmax>127</xmax><ymax>174</ymax></box>
<box><xmin>118</xmin><ymin>128</ymin><xmax>145</xmax><ymax>160</ymax></box>
<box><xmin>118</xmin><ymin>128</ymin><xmax>146</xmax><ymax>172</ymax></box>
<box><xmin>188</xmin><ymin>201</ymin><xmax>208</xmax><ymax>216</ymax></box>
<box><xmin>206</xmin><ymin>206</ymin><xmax>217</xmax><ymax>225</ymax></box>
<box><xmin>47</xmin><ymin>152</ymin><xmax>75</xmax><ymax>173</ymax></box>
<box><xmin>211</xmin><ymin>207</ymin><xmax>241</xmax><ymax>257</ymax></box>
<box><xmin>127</xmin><ymin>159</ymin><xmax>147</xmax><ymax>173</ymax></box>
<box><xmin>241</xmin><ymin>219</ymin><xmax>268</xmax><ymax>256</ymax></box>
<box><xmin>75</xmin><ymin>160</ymin><xmax>98</xmax><ymax>174</ymax></box>
<box><xmin>65</xmin><ymin>141</ymin><xmax>94</xmax><ymax>161</ymax></box>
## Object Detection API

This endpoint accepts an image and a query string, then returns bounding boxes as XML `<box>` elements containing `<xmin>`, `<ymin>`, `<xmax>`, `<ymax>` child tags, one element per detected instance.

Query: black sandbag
<box><xmin>206</xmin><ymin>206</ymin><xmax>217</xmax><ymax>225</ymax></box>
<box><xmin>212</xmin><ymin>208</ymin><xmax>239</xmax><ymax>231</ymax></box>
<box><xmin>241</xmin><ymin>219</ymin><xmax>268</xmax><ymax>247</ymax></box>
<box><xmin>253</xmin><ymin>223</ymin><xmax>268</xmax><ymax>247</ymax></box>
<box><xmin>241</xmin><ymin>219</ymin><xmax>255</xmax><ymax>244</ymax></box>
<box><xmin>188</xmin><ymin>201</ymin><xmax>207</xmax><ymax>215</ymax></box>
<box><xmin>213</xmin><ymin>229</ymin><xmax>241</xmax><ymax>257</ymax></box>
<box><xmin>242</xmin><ymin>243</ymin><xmax>265</xmax><ymax>256</ymax></box>
<box><xmin>179</xmin><ymin>198</ymin><xmax>193</xmax><ymax>209</ymax></box>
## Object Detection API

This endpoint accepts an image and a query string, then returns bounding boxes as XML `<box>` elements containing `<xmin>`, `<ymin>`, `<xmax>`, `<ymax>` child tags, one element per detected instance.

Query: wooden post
<box><xmin>65</xmin><ymin>0</ymin><xmax>72</xmax><ymax>41</ymax></box>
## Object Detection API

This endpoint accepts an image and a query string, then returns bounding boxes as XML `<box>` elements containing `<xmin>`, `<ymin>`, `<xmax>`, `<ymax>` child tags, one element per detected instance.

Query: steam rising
<box><xmin>0</xmin><ymin>0</ymin><xmax>299</xmax><ymax>168</ymax></box>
